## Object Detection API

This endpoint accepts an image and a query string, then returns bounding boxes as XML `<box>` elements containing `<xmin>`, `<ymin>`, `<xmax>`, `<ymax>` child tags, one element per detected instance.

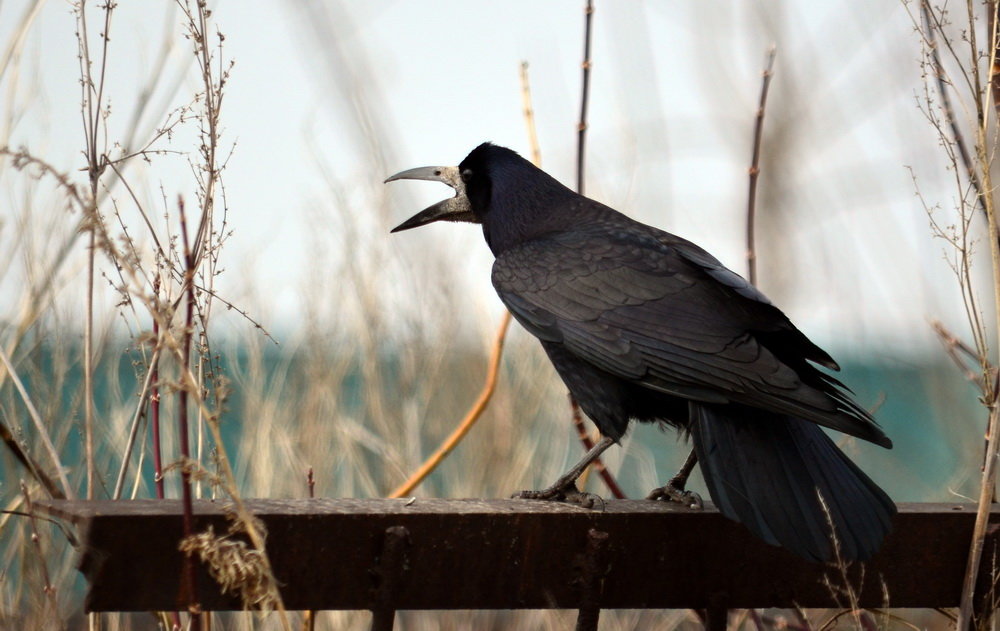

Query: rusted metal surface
<box><xmin>35</xmin><ymin>499</ymin><xmax>1000</xmax><ymax>613</ymax></box>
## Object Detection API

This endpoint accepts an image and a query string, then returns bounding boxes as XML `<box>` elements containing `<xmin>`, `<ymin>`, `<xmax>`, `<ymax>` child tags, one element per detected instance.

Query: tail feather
<box><xmin>690</xmin><ymin>402</ymin><xmax>895</xmax><ymax>562</ymax></box>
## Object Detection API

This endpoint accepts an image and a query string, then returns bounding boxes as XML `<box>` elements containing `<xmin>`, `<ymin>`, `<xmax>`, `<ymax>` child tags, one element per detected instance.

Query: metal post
<box><xmin>575</xmin><ymin>528</ymin><xmax>610</xmax><ymax>631</ymax></box>
<box><xmin>370</xmin><ymin>526</ymin><xmax>410</xmax><ymax>631</ymax></box>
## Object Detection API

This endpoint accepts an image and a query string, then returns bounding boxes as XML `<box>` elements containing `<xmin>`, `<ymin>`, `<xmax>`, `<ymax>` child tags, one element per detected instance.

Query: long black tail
<box><xmin>689</xmin><ymin>402</ymin><xmax>895</xmax><ymax>562</ymax></box>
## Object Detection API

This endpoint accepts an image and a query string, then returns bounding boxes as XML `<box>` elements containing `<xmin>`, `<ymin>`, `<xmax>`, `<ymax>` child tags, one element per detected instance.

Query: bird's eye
<box><xmin>461</xmin><ymin>169</ymin><xmax>473</xmax><ymax>183</ymax></box>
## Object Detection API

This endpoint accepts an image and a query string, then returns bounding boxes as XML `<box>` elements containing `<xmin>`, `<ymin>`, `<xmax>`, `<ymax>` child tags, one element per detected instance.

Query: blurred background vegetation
<box><xmin>0</xmin><ymin>0</ymin><xmax>992</xmax><ymax>629</ymax></box>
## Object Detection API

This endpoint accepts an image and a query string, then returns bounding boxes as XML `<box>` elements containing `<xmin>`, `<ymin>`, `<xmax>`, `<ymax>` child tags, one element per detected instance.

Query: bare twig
<box><xmin>303</xmin><ymin>467</ymin><xmax>316</xmax><ymax>631</ymax></box>
<box><xmin>567</xmin><ymin>0</ymin><xmax>626</xmax><ymax>498</ymax></box>
<box><xmin>921</xmin><ymin>0</ymin><xmax>989</xmax><ymax>218</ymax></box>
<box><xmin>0</xmin><ymin>345</ymin><xmax>72</xmax><ymax>499</ymax></box>
<box><xmin>576</xmin><ymin>0</ymin><xmax>595</xmax><ymax>194</ymax></box>
<box><xmin>165</xmin><ymin>5</ymin><xmax>289</xmax><ymax>625</ymax></box>
<box><xmin>569</xmin><ymin>398</ymin><xmax>626</xmax><ymax>498</ymax></box>
<box><xmin>0</xmin><ymin>420</ymin><xmax>61</xmax><ymax>500</ymax></box>
<box><xmin>990</xmin><ymin>0</ymin><xmax>1000</xmax><ymax>129</ymax></box>
<box><xmin>190</xmin><ymin>281</ymin><xmax>278</xmax><ymax>345</ymax></box>
<box><xmin>76</xmin><ymin>0</ymin><xmax>117</xmax><ymax>501</ymax></box>
<box><xmin>20</xmin><ymin>481</ymin><xmax>60</xmax><ymax>626</ymax></box>
<box><xmin>746</xmin><ymin>46</ymin><xmax>776</xmax><ymax>286</ymax></box>
<box><xmin>112</xmin><ymin>347</ymin><xmax>161</xmax><ymax>500</ymax></box>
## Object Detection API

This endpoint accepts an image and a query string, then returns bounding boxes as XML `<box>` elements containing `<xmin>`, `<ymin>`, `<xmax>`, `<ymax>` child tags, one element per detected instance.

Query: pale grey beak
<box><xmin>385</xmin><ymin>166</ymin><xmax>477</xmax><ymax>232</ymax></box>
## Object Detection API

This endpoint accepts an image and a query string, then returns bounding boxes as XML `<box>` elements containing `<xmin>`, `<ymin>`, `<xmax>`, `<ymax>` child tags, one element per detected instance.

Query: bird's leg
<box><xmin>512</xmin><ymin>436</ymin><xmax>616</xmax><ymax>509</ymax></box>
<box><xmin>647</xmin><ymin>448</ymin><xmax>703</xmax><ymax>509</ymax></box>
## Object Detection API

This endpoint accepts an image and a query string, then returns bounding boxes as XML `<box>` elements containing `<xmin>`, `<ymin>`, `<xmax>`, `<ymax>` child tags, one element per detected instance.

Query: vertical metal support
<box><xmin>370</xmin><ymin>525</ymin><xmax>410</xmax><ymax>631</ymax></box>
<box><xmin>699</xmin><ymin>593</ymin><xmax>729</xmax><ymax>631</ymax></box>
<box><xmin>575</xmin><ymin>528</ymin><xmax>610</xmax><ymax>631</ymax></box>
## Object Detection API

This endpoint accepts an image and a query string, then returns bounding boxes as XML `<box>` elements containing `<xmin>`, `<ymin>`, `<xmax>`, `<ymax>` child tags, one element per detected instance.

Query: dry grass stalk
<box><xmin>816</xmin><ymin>493</ymin><xmax>881</xmax><ymax>631</ymax></box>
<box><xmin>180</xmin><ymin>523</ymin><xmax>279</xmax><ymax>612</ymax></box>
<box><xmin>19</xmin><ymin>481</ymin><xmax>61</xmax><ymax>630</ymax></box>
<box><xmin>907</xmin><ymin>1</ymin><xmax>1000</xmax><ymax>625</ymax></box>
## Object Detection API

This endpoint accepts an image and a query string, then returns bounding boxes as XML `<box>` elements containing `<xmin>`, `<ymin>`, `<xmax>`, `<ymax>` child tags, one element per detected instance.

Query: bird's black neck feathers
<box><xmin>461</xmin><ymin>143</ymin><xmax>582</xmax><ymax>256</ymax></box>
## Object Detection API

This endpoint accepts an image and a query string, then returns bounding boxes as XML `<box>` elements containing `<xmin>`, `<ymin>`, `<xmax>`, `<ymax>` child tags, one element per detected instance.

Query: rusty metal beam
<box><xmin>35</xmin><ymin>499</ymin><xmax>1000</xmax><ymax>613</ymax></box>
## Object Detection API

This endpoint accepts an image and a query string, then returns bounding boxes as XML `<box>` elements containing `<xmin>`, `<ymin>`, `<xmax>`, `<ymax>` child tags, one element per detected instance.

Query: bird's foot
<box><xmin>647</xmin><ymin>482</ymin><xmax>703</xmax><ymax>509</ymax></box>
<box><xmin>513</xmin><ymin>482</ymin><xmax>604</xmax><ymax>510</ymax></box>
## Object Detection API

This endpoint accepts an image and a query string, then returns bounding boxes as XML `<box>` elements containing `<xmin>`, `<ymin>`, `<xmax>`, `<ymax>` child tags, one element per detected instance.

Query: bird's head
<box><xmin>386</xmin><ymin>142</ymin><xmax>535</xmax><ymax>233</ymax></box>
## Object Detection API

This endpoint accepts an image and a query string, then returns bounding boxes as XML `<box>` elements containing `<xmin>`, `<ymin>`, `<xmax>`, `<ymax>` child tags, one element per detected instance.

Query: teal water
<box><xmin>2</xmin><ymin>344</ymin><xmax>981</xmax><ymax>503</ymax></box>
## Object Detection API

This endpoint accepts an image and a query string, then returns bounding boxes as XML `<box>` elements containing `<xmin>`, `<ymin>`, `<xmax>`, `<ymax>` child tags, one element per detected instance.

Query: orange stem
<box><xmin>389</xmin><ymin>311</ymin><xmax>513</xmax><ymax>498</ymax></box>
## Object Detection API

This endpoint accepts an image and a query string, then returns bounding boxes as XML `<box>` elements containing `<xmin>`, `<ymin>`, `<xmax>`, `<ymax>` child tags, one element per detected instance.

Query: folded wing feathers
<box><xmin>493</xmin><ymin>232</ymin><xmax>889</xmax><ymax>446</ymax></box>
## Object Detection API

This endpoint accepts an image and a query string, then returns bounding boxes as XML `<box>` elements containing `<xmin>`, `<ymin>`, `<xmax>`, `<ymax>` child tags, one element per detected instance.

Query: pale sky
<box><xmin>0</xmin><ymin>0</ymin><xmax>977</xmax><ymax>358</ymax></box>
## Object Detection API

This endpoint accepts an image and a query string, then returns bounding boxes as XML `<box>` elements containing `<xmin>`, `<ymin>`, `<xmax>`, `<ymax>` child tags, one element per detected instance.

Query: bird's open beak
<box><xmin>385</xmin><ymin>166</ymin><xmax>477</xmax><ymax>233</ymax></box>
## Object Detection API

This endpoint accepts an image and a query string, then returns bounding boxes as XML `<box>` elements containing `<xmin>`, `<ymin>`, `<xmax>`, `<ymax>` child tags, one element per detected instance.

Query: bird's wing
<box><xmin>492</xmin><ymin>224</ymin><xmax>887</xmax><ymax>445</ymax></box>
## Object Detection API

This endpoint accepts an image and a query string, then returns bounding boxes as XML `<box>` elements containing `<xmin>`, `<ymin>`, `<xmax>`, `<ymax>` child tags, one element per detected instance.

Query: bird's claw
<box><xmin>647</xmin><ymin>483</ymin><xmax>703</xmax><ymax>509</ymax></box>
<box><xmin>513</xmin><ymin>483</ymin><xmax>605</xmax><ymax>510</ymax></box>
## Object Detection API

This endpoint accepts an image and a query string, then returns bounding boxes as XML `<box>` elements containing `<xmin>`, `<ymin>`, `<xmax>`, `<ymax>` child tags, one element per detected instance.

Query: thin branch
<box><xmin>1</xmin><ymin>509</ymin><xmax>79</xmax><ymax>547</ymax></box>
<box><xmin>0</xmin><ymin>418</ymin><xmax>62</xmax><ymax>500</ymax></box>
<box><xmin>576</xmin><ymin>0</ymin><xmax>595</xmax><ymax>194</ymax></box>
<box><xmin>746</xmin><ymin>45</ymin><xmax>776</xmax><ymax>286</ymax></box>
<box><xmin>112</xmin><ymin>347</ymin><xmax>161</xmax><ymax>500</ymax></box>
<box><xmin>567</xmin><ymin>0</ymin><xmax>625</xmax><ymax>497</ymax></box>
<box><xmin>20</xmin><ymin>481</ymin><xmax>60</xmax><ymax>622</ymax></box>
<box><xmin>76</xmin><ymin>0</ymin><xmax>117</xmax><ymax>501</ymax></box>
<box><xmin>106</xmin><ymin>160</ymin><xmax>167</xmax><ymax>262</ymax></box>
<box><xmin>84</xmin><ymin>226</ymin><xmax>96</xmax><ymax>499</ymax></box>
<box><xmin>931</xmin><ymin>319</ymin><xmax>988</xmax><ymax>391</ymax></box>
<box><xmin>190</xmin><ymin>281</ymin><xmax>278</xmax><ymax>345</ymax></box>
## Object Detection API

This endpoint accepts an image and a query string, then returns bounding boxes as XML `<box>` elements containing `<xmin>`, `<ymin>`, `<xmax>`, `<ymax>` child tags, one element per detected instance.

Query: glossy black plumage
<box><xmin>389</xmin><ymin>142</ymin><xmax>895</xmax><ymax>562</ymax></box>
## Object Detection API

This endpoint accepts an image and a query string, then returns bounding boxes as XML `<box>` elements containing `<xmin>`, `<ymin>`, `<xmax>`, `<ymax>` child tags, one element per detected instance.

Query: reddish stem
<box><xmin>178</xmin><ymin>198</ymin><xmax>201</xmax><ymax>629</ymax></box>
